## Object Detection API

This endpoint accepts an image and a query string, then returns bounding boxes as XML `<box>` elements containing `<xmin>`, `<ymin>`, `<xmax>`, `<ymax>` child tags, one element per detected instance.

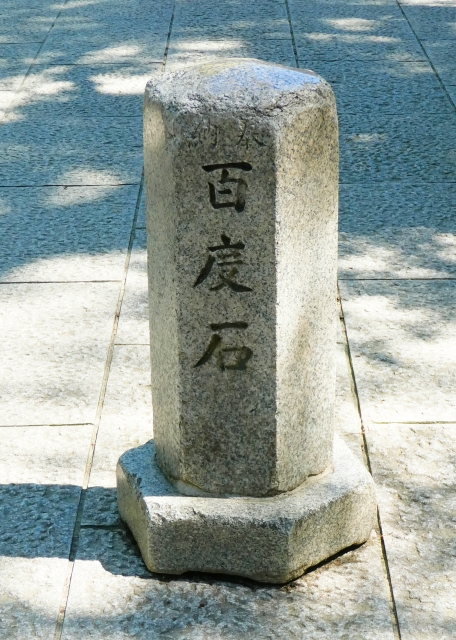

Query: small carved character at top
<box><xmin>194</xmin><ymin>234</ymin><xmax>253</xmax><ymax>292</ymax></box>
<box><xmin>202</xmin><ymin>163</ymin><xmax>252</xmax><ymax>213</ymax></box>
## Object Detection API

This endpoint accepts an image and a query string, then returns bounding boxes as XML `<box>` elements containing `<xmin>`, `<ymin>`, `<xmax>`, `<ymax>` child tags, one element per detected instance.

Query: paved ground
<box><xmin>1</xmin><ymin>0</ymin><xmax>455</xmax><ymax>637</ymax></box>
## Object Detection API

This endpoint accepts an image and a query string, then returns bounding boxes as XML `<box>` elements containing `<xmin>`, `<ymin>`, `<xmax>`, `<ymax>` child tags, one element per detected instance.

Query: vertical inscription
<box><xmin>194</xmin><ymin>163</ymin><xmax>254</xmax><ymax>371</ymax></box>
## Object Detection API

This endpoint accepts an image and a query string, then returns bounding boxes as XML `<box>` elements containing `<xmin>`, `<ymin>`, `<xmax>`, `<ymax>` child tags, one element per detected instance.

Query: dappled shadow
<box><xmin>1</xmin><ymin>0</ymin><xmax>456</xmax><ymax>637</ymax></box>
<box><xmin>366</xmin><ymin>424</ymin><xmax>456</xmax><ymax>638</ymax></box>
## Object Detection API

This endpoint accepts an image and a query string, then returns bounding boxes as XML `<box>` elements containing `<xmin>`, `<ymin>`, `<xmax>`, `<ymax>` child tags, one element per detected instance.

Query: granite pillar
<box><xmin>117</xmin><ymin>59</ymin><xmax>376</xmax><ymax>583</ymax></box>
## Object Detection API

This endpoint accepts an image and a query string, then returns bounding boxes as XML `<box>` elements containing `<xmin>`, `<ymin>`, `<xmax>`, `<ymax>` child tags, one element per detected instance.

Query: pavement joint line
<box><xmin>0</xmin><ymin>1</ymin><xmax>69</xmax><ymax>124</ymax></box>
<box><xmin>115</xmin><ymin>343</ymin><xmax>150</xmax><ymax>346</ymax></box>
<box><xmin>0</xmin><ymin>423</ymin><xmax>93</xmax><ymax>428</ymax></box>
<box><xmin>38</xmin><ymin>61</ymin><xmax>164</xmax><ymax>67</ymax></box>
<box><xmin>161</xmin><ymin>0</ymin><xmax>176</xmax><ymax>73</ymax></box>
<box><xmin>340</xmin><ymin>181</ymin><xmax>456</xmax><ymax>185</ymax></box>
<box><xmin>0</xmin><ymin>280</ymin><xmax>122</xmax><ymax>285</ymax></box>
<box><xmin>396</xmin><ymin>0</ymin><xmax>456</xmax><ymax>113</ymax></box>
<box><xmin>52</xmin><ymin>171</ymin><xmax>145</xmax><ymax>640</ymax></box>
<box><xmin>0</xmin><ymin>183</ymin><xmax>142</xmax><ymax>188</ymax></box>
<box><xmin>373</xmin><ymin>421</ymin><xmax>456</xmax><ymax>425</ymax></box>
<box><xmin>338</xmin><ymin>285</ymin><xmax>402</xmax><ymax>640</ymax></box>
<box><xmin>283</xmin><ymin>0</ymin><xmax>299</xmax><ymax>68</ymax></box>
<box><xmin>339</xmin><ymin>277</ymin><xmax>456</xmax><ymax>281</ymax></box>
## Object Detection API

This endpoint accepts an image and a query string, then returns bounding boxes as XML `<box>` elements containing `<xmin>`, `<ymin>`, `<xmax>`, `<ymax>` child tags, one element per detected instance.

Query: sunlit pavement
<box><xmin>0</xmin><ymin>0</ymin><xmax>455</xmax><ymax>638</ymax></box>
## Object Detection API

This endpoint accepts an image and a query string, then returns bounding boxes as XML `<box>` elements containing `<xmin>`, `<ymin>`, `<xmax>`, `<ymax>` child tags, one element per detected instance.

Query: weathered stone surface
<box><xmin>339</xmin><ymin>280</ymin><xmax>456</xmax><ymax>423</ymax></box>
<box><xmin>0</xmin><ymin>282</ymin><xmax>120</xmax><ymax>425</ymax></box>
<box><xmin>367</xmin><ymin>424</ymin><xmax>456</xmax><ymax>640</ymax></box>
<box><xmin>115</xmin><ymin>230</ymin><xmax>149</xmax><ymax>345</ymax></box>
<box><xmin>0</xmin><ymin>185</ymin><xmax>139</xmax><ymax>282</ymax></box>
<box><xmin>117</xmin><ymin>436</ymin><xmax>376</xmax><ymax>583</ymax></box>
<box><xmin>0</xmin><ymin>116</ymin><xmax>142</xmax><ymax>186</ymax></box>
<box><xmin>340</xmin><ymin>112</ymin><xmax>456</xmax><ymax>183</ymax></box>
<box><xmin>339</xmin><ymin>183</ymin><xmax>456</xmax><ymax>279</ymax></box>
<box><xmin>9</xmin><ymin>64</ymin><xmax>161</xmax><ymax>119</ymax></box>
<box><xmin>144</xmin><ymin>58</ymin><xmax>339</xmax><ymax>497</ymax></box>
<box><xmin>0</xmin><ymin>425</ymin><xmax>91</xmax><ymax>640</ymax></box>
<box><xmin>62</xmin><ymin>526</ymin><xmax>394</xmax><ymax>640</ymax></box>
<box><xmin>83</xmin><ymin>345</ymin><xmax>152</xmax><ymax>526</ymax></box>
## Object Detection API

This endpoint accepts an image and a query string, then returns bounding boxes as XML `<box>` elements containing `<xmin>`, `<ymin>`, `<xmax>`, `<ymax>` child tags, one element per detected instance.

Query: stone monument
<box><xmin>117</xmin><ymin>58</ymin><xmax>376</xmax><ymax>583</ymax></box>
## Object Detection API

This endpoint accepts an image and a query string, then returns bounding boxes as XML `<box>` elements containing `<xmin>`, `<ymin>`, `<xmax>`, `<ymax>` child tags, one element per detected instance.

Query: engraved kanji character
<box><xmin>194</xmin><ymin>234</ymin><xmax>252</xmax><ymax>292</ymax></box>
<box><xmin>194</xmin><ymin>322</ymin><xmax>253</xmax><ymax>371</ymax></box>
<box><xmin>202</xmin><ymin>162</ymin><xmax>252</xmax><ymax>212</ymax></box>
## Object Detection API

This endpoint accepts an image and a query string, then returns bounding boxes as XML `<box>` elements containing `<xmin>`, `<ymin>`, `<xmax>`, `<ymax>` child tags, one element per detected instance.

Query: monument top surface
<box><xmin>145</xmin><ymin>58</ymin><xmax>327</xmax><ymax>112</ymax></box>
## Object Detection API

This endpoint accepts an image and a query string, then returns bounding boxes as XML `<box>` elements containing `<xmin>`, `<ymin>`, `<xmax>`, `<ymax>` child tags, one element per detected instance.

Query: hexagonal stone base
<box><xmin>117</xmin><ymin>436</ymin><xmax>377</xmax><ymax>583</ymax></box>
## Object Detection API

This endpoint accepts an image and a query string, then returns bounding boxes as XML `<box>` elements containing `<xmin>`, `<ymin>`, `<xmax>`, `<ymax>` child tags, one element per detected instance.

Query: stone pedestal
<box><xmin>117</xmin><ymin>59</ymin><xmax>376</xmax><ymax>582</ymax></box>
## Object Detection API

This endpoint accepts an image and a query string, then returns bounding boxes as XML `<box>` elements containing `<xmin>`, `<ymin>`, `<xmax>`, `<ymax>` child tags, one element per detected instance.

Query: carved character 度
<box><xmin>194</xmin><ymin>234</ymin><xmax>252</xmax><ymax>292</ymax></box>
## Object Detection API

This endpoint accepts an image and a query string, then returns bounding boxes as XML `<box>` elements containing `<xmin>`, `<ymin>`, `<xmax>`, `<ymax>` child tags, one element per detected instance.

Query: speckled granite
<box><xmin>367</xmin><ymin>424</ymin><xmax>456</xmax><ymax>640</ymax></box>
<box><xmin>61</xmin><ymin>527</ymin><xmax>394</xmax><ymax>640</ymax></box>
<box><xmin>117</xmin><ymin>436</ymin><xmax>376</xmax><ymax>583</ymax></box>
<box><xmin>143</xmin><ymin>58</ymin><xmax>339</xmax><ymax>497</ymax></box>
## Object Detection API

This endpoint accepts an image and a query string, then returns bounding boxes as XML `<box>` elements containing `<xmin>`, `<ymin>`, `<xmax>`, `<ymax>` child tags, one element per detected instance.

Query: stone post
<box><xmin>117</xmin><ymin>59</ymin><xmax>376</xmax><ymax>583</ymax></box>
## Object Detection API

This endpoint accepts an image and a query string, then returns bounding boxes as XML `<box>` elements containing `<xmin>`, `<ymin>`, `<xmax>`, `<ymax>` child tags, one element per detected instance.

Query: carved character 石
<box><xmin>194</xmin><ymin>234</ymin><xmax>252</xmax><ymax>292</ymax></box>
<box><xmin>202</xmin><ymin>162</ymin><xmax>252</xmax><ymax>212</ymax></box>
<box><xmin>194</xmin><ymin>322</ymin><xmax>253</xmax><ymax>371</ymax></box>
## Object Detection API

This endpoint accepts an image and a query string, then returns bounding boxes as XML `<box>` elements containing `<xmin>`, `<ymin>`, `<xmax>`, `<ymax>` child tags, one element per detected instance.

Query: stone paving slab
<box><xmin>115</xmin><ymin>230</ymin><xmax>149</xmax><ymax>346</ymax></box>
<box><xmin>166</xmin><ymin>38</ymin><xmax>296</xmax><ymax>69</ymax></box>
<box><xmin>338</xmin><ymin>182</ymin><xmax>456</xmax><ymax>279</ymax></box>
<box><xmin>367</xmin><ymin>423</ymin><xmax>456</xmax><ymax>640</ymax></box>
<box><xmin>0</xmin><ymin>116</ymin><xmax>142</xmax><ymax>186</ymax></box>
<box><xmin>0</xmin><ymin>91</ymin><xmax>15</xmax><ymax>119</ymax></box>
<box><xmin>9</xmin><ymin>63</ymin><xmax>162</xmax><ymax>119</ymax></box>
<box><xmin>0</xmin><ymin>9</ymin><xmax>58</xmax><ymax>44</ymax></box>
<box><xmin>340</xmin><ymin>112</ymin><xmax>456</xmax><ymax>183</ymax></box>
<box><xmin>420</xmin><ymin>40</ymin><xmax>456</xmax><ymax>86</ymax></box>
<box><xmin>305</xmin><ymin>60</ymin><xmax>452</xmax><ymax>115</ymax></box>
<box><xmin>0</xmin><ymin>44</ymin><xmax>41</xmax><ymax>91</ymax></box>
<box><xmin>291</xmin><ymin>3</ymin><xmax>426</xmax><ymax>62</ymax></box>
<box><xmin>0</xmin><ymin>185</ymin><xmax>139</xmax><ymax>282</ymax></box>
<box><xmin>340</xmin><ymin>280</ymin><xmax>456</xmax><ymax>424</ymax></box>
<box><xmin>401</xmin><ymin>4</ymin><xmax>456</xmax><ymax>40</ymax></box>
<box><xmin>0</xmin><ymin>282</ymin><xmax>120</xmax><ymax>426</ymax></box>
<box><xmin>62</xmin><ymin>527</ymin><xmax>394</xmax><ymax>640</ymax></box>
<box><xmin>36</xmin><ymin>43</ymin><xmax>166</xmax><ymax>67</ymax></box>
<box><xmin>0</xmin><ymin>424</ymin><xmax>91</xmax><ymax>640</ymax></box>
<box><xmin>82</xmin><ymin>343</ymin><xmax>152</xmax><ymax>528</ymax></box>
<box><xmin>171</xmin><ymin>0</ymin><xmax>291</xmax><ymax>40</ymax></box>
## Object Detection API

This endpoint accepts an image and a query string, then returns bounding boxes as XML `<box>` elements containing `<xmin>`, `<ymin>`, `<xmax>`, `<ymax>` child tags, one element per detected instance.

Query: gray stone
<box><xmin>144</xmin><ymin>59</ymin><xmax>339</xmax><ymax>497</ymax></box>
<box><xmin>62</xmin><ymin>526</ymin><xmax>394</xmax><ymax>640</ymax></box>
<box><xmin>117</xmin><ymin>436</ymin><xmax>376</xmax><ymax>583</ymax></box>
<box><xmin>339</xmin><ymin>280</ymin><xmax>456</xmax><ymax>423</ymax></box>
<box><xmin>0</xmin><ymin>282</ymin><xmax>120</xmax><ymax>425</ymax></box>
<box><xmin>0</xmin><ymin>185</ymin><xmax>139</xmax><ymax>282</ymax></box>
<box><xmin>305</xmin><ymin>60</ymin><xmax>452</xmax><ymax>115</ymax></box>
<box><xmin>115</xmin><ymin>230</ymin><xmax>150</xmax><ymax>345</ymax></box>
<box><xmin>10</xmin><ymin>64</ymin><xmax>162</xmax><ymax>119</ymax></box>
<box><xmin>114</xmin><ymin>58</ymin><xmax>378</xmax><ymax>582</ymax></box>
<box><xmin>0</xmin><ymin>115</ymin><xmax>143</xmax><ymax>186</ymax></box>
<box><xmin>366</xmin><ymin>424</ymin><xmax>456</xmax><ymax>640</ymax></box>
<box><xmin>340</xmin><ymin>112</ymin><xmax>456</xmax><ymax>183</ymax></box>
<box><xmin>0</xmin><ymin>43</ymin><xmax>41</xmax><ymax>90</ymax></box>
<box><xmin>338</xmin><ymin>183</ymin><xmax>456</xmax><ymax>279</ymax></box>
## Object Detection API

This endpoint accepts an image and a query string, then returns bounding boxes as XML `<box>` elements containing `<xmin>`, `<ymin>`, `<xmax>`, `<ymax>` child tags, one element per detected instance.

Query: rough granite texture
<box><xmin>62</xmin><ymin>528</ymin><xmax>394</xmax><ymax>640</ymax></box>
<box><xmin>117</xmin><ymin>435</ymin><xmax>376</xmax><ymax>583</ymax></box>
<box><xmin>367</xmin><ymin>424</ymin><xmax>456</xmax><ymax>640</ymax></box>
<box><xmin>144</xmin><ymin>58</ymin><xmax>339</xmax><ymax>497</ymax></box>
